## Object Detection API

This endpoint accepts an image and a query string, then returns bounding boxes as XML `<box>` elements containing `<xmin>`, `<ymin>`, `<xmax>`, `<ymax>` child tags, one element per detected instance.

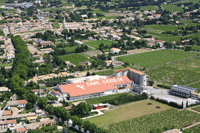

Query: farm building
<box><xmin>51</xmin><ymin>76</ymin><xmax>132</xmax><ymax>101</ymax></box>
<box><xmin>170</xmin><ymin>85</ymin><xmax>197</xmax><ymax>98</ymax></box>
<box><xmin>113</xmin><ymin>68</ymin><xmax>147</xmax><ymax>86</ymax></box>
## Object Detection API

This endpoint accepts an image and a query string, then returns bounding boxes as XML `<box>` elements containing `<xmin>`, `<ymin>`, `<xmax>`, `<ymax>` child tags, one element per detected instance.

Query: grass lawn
<box><xmin>88</xmin><ymin>100</ymin><xmax>172</xmax><ymax>128</ymax></box>
<box><xmin>0</xmin><ymin>0</ymin><xmax>8</xmax><ymax>4</ymax></box>
<box><xmin>162</xmin><ymin>4</ymin><xmax>183</xmax><ymax>12</ymax></box>
<box><xmin>95</xmin><ymin>69</ymin><xmax>113</xmax><ymax>76</ymax></box>
<box><xmin>85</xmin><ymin>40</ymin><xmax>116</xmax><ymax>49</ymax></box>
<box><xmin>191</xmin><ymin>45</ymin><xmax>200</xmax><ymax>52</ymax></box>
<box><xmin>145</xmin><ymin>56</ymin><xmax>200</xmax><ymax>88</ymax></box>
<box><xmin>108</xmin><ymin>108</ymin><xmax>200</xmax><ymax>133</ymax></box>
<box><xmin>116</xmin><ymin>50</ymin><xmax>198</xmax><ymax>69</ymax></box>
<box><xmin>144</xmin><ymin>24</ymin><xmax>178</xmax><ymax>32</ymax></box>
<box><xmin>140</xmin><ymin>5</ymin><xmax>158</xmax><ymax>11</ymax></box>
<box><xmin>59</xmin><ymin>53</ymin><xmax>93</xmax><ymax>65</ymax></box>
<box><xmin>182</xmin><ymin>124</ymin><xmax>200</xmax><ymax>133</ymax></box>
<box><xmin>52</xmin><ymin>23</ymin><xmax>60</xmax><ymax>29</ymax></box>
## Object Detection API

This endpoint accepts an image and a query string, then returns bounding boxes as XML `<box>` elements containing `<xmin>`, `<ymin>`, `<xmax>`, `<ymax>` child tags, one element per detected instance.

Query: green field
<box><xmin>140</xmin><ymin>5</ymin><xmax>158</xmax><ymax>11</ymax></box>
<box><xmin>86</xmin><ymin>93</ymin><xmax>129</xmax><ymax>104</ymax></box>
<box><xmin>145</xmin><ymin>56</ymin><xmax>200</xmax><ymax>88</ymax></box>
<box><xmin>162</xmin><ymin>4</ymin><xmax>184</xmax><ymax>12</ymax></box>
<box><xmin>144</xmin><ymin>24</ymin><xmax>178</xmax><ymax>32</ymax></box>
<box><xmin>85</xmin><ymin>40</ymin><xmax>116</xmax><ymax>49</ymax></box>
<box><xmin>88</xmin><ymin>100</ymin><xmax>172</xmax><ymax>128</ymax></box>
<box><xmin>52</xmin><ymin>23</ymin><xmax>60</xmax><ymax>29</ymax></box>
<box><xmin>108</xmin><ymin>109</ymin><xmax>200</xmax><ymax>133</ymax></box>
<box><xmin>116</xmin><ymin>50</ymin><xmax>198</xmax><ymax>69</ymax></box>
<box><xmin>95</xmin><ymin>69</ymin><xmax>113</xmax><ymax>76</ymax></box>
<box><xmin>189</xmin><ymin>82</ymin><xmax>200</xmax><ymax>93</ymax></box>
<box><xmin>192</xmin><ymin>45</ymin><xmax>200</xmax><ymax>52</ymax></box>
<box><xmin>59</xmin><ymin>53</ymin><xmax>93</xmax><ymax>65</ymax></box>
<box><xmin>192</xmin><ymin>106</ymin><xmax>200</xmax><ymax>112</ymax></box>
<box><xmin>0</xmin><ymin>0</ymin><xmax>8</xmax><ymax>4</ymax></box>
<box><xmin>183</xmin><ymin>124</ymin><xmax>200</xmax><ymax>133</ymax></box>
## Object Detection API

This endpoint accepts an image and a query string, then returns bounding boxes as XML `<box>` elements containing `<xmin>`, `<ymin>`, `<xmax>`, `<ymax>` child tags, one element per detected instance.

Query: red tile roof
<box><xmin>18</xmin><ymin>100</ymin><xmax>27</xmax><ymax>104</ymax></box>
<box><xmin>8</xmin><ymin>120</ymin><xmax>16</xmax><ymax>123</ymax></box>
<box><xmin>113</xmin><ymin>68</ymin><xmax>145</xmax><ymax>75</ymax></box>
<box><xmin>52</xmin><ymin>89</ymin><xmax>61</xmax><ymax>94</ymax></box>
<box><xmin>59</xmin><ymin>76</ymin><xmax>132</xmax><ymax>97</ymax></box>
<box><xmin>16</xmin><ymin>128</ymin><xmax>26</xmax><ymax>132</ymax></box>
<box><xmin>4</xmin><ymin>111</ymin><xmax>12</xmax><ymax>116</ymax></box>
<box><xmin>65</xmin><ymin>106</ymin><xmax>73</xmax><ymax>110</ymax></box>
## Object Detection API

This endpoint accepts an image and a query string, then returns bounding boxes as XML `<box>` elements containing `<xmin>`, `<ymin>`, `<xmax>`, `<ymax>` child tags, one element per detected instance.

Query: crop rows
<box><xmin>108</xmin><ymin>109</ymin><xmax>200</xmax><ymax>133</ymax></box>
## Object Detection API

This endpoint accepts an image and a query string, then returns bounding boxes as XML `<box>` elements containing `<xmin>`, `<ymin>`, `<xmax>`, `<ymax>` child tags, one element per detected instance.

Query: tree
<box><xmin>71</xmin><ymin>102</ymin><xmax>92</xmax><ymax>116</ymax></box>
<box><xmin>47</xmin><ymin>95</ymin><xmax>58</xmax><ymax>101</ymax></box>
<box><xmin>38</xmin><ymin>97</ymin><xmax>47</xmax><ymax>109</ymax></box>
<box><xmin>86</xmin><ymin>71</ymin><xmax>90</xmax><ymax>76</ymax></box>
<box><xmin>54</xmin><ymin>107</ymin><xmax>71</xmax><ymax>121</ymax></box>
<box><xmin>0</xmin><ymin>75</ymin><xmax>6</xmax><ymax>87</ymax></box>
<box><xmin>149</xmin><ymin>81</ymin><xmax>154</xmax><ymax>86</ymax></box>
<box><xmin>45</xmin><ymin>104</ymin><xmax>55</xmax><ymax>114</ymax></box>
<box><xmin>25</xmin><ymin>103</ymin><xmax>33</xmax><ymax>110</ymax></box>
<box><xmin>28</xmin><ymin>129</ymin><xmax>45</xmax><ymax>133</ymax></box>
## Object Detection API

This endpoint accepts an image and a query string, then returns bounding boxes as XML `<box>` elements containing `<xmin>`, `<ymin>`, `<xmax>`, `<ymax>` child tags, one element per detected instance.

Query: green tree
<box><xmin>25</xmin><ymin>103</ymin><xmax>33</xmax><ymax>110</ymax></box>
<box><xmin>45</xmin><ymin>104</ymin><xmax>55</xmax><ymax>114</ymax></box>
<box><xmin>54</xmin><ymin>107</ymin><xmax>71</xmax><ymax>121</ymax></box>
<box><xmin>38</xmin><ymin>97</ymin><xmax>48</xmax><ymax>109</ymax></box>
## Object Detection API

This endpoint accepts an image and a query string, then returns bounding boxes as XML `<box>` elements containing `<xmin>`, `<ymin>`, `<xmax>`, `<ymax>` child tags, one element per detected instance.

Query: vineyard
<box><xmin>145</xmin><ymin>56</ymin><xmax>200</xmax><ymax>91</ymax></box>
<box><xmin>182</xmin><ymin>124</ymin><xmax>200</xmax><ymax>133</ymax></box>
<box><xmin>192</xmin><ymin>106</ymin><xmax>200</xmax><ymax>112</ymax></box>
<box><xmin>116</xmin><ymin>50</ymin><xmax>198</xmax><ymax>69</ymax></box>
<box><xmin>88</xmin><ymin>100</ymin><xmax>171</xmax><ymax>128</ymax></box>
<box><xmin>108</xmin><ymin>109</ymin><xmax>200</xmax><ymax>133</ymax></box>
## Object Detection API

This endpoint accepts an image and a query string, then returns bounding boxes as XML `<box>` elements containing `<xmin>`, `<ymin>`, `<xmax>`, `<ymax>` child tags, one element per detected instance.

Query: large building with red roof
<box><xmin>113</xmin><ymin>68</ymin><xmax>147</xmax><ymax>86</ymax></box>
<box><xmin>51</xmin><ymin>76</ymin><xmax>132</xmax><ymax>101</ymax></box>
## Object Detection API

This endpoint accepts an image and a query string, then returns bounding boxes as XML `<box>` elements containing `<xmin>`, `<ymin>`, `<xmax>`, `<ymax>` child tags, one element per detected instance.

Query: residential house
<box><xmin>39</xmin><ymin>41</ymin><xmax>54</xmax><ymax>48</ymax></box>
<box><xmin>16</xmin><ymin>127</ymin><xmax>27</xmax><ymax>133</ymax></box>
<box><xmin>79</xmin><ymin>61</ymin><xmax>91</xmax><ymax>67</ymax></box>
<box><xmin>26</xmin><ymin>115</ymin><xmax>37</xmax><ymax>122</ymax></box>
<box><xmin>0</xmin><ymin>120</ymin><xmax>16</xmax><ymax>129</ymax></box>
<box><xmin>31</xmin><ymin>89</ymin><xmax>40</xmax><ymax>95</ymax></box>
<box><xmin>113</xmin><ymin>61</ymin><xmax>124</xmax><ymax>67</ymax></box>
<box><xmin>147</xmin><ymin>42</ymin><xmax>155</xmax><ymax>47</ymax></box>
<box><xmin>4</xmin><ymin>111</ymin><xmax>12</xmax><ymax>116</ymax></box>
<box><xmin>40</xmin><ymin>48</ymin><xmax>54</xmax><ymax>54</ymax></box>
<box><xmin>110</xmin><ymin>47</ymin><xmax>121</xmax><ymax>54</ymax></box>
<box><xmin>0</xmin><ymin>87</ymin><xmax>10</xmax><ymax>93</ymax></box>
<box><xmin>104</xmin><ymin>60</ymin><xmax>113</xmax><ymax>66</ymax></box>
<box><xmin>7</xmin><ymin>100</ymin><xmax>27</xmax><ymax>109</ymax></box>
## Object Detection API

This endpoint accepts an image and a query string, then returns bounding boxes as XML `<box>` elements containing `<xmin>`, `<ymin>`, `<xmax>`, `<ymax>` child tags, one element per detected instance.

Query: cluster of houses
<box><xmin>0</xmin><ymin>38</ymin><xmax>15</xmax><ymax>60</ymax></box>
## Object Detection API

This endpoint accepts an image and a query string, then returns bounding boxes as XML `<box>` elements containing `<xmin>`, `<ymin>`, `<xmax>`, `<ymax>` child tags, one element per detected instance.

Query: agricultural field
<box><xmin>192</xmin><ymin>106</ymin><xmax>200</xmax><ymax>112</ymax></box>
<box><xmin>83</xmin><ymin>50</ymin><xmax>103</xmax><ymax>57</ymax></box>
<box><xmin>85</xmin><ymin>40</ymin><xmax>116</xmax><ymax>49</ymax></box>
<box><xmin>145</xmin><ymin>56</ymin><xmax>200</xmax><ymax>89</ymax></box>
<box><xmin>162</xmin><ymin>4</ymin><xmax>184</xmax><ymax>12</ymax></box>
<box><xmin>182</xmin><ymin>124</ymin><xmax>200</xmax><ymax>133</ymax></box>
<box><xmin>88</xmin><ymin>100</ymin><xmax>172</xmax><ymax>128</ymax></box>
<box><xmin>95</xmin><ymin>69</ymin><xmax>113</xmax><ymax>76</ymax></box>
<box><xmin>191</xmin><ymin>45</ymin><xmax>200</xmax><ymax>52</ymax></box>
<box><xmin>145</xmin><ymin>57</ymin><xmax>200</xmax><ymax>87</ymax></box>
<box><xmin>59</xmin><ymin>53</ymin><xmax>93</xmax><ymax>65</ymax></box>
<box><xmin>189</xmin><ymin>82</ymin><xmax>200</xmax><ymax>93</ymax></box>
<box><xmin>140</xmin><ymin>5</ymin><xmax>158</xmax><ymax>11</ymax></box>
<box><xmin>108</xmin><ymin>109</ymin><xmax>200</xmax><ymax>133</ymax></box>
<box><xmin>116</xmin><ymin>50</ymin><xmax>198</xmax><ymax>69</ymax></box>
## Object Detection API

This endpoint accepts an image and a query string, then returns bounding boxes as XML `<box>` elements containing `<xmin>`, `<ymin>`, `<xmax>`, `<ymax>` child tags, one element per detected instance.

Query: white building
<box><xmin>51</xmin><ymin>76</ymin><xmax>132</xmax><ymax>101</ymax></box>
<box><xmin>0</xmin><ymin>120</ymin><xmax>16</xmax><ymax>129</ymax></box>
<box><xmin>110</xmin><ymin>47</ymin><xmax>121</xmax><ymax>54</ymax></box>
<box><xmin>113</xmin><ymin>68</ymin><xmax>147</xmax><ymax>86</ymax></box>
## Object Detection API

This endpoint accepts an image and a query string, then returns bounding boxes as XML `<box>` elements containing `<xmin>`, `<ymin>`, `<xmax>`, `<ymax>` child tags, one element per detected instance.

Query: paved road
<box><xmin>82</xmin><ymin>109</ymin><xmax>105</xmax><ymax>120</ymax></box>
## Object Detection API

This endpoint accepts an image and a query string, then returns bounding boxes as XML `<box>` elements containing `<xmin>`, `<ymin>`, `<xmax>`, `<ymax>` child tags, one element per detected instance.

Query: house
<box><xmin>79</xmin><ymin>61</ymin><xmax>91</xmax><ymax>66</ymax></box>
<box><xmin>171</xmin><ymin>41</ymin><xmax>176</xmax><ymax>45</ymax></box>
<box><xmin>16</xmin><ymin>127</ymin><xmax>27</xmax><ymax>133</ymax></box>
<box><xmin>26</xmin><ymin>115</ymin><xmax>37</xmax><ymax>122</ymax></box>
<box><xmin>147</xmin><ymin>42</ymin><xmax>155</xmax><ymax>47</ymax></box>
<box><xmin>39</xmin><ymin>41</ymin><xmax>54</xmax><ymax>48</ymax></box>
<box><xmin>33</xmin><ymin>60</ymin><xmax>45</xmax><ymax>65</ymax></box>
<box><xmin>93</xmin><ymin>103</ymin><xmax>111</xmax><ymax>110</ymax></box>
<box><xmin>65</xmin><ymin>106</ymin><xmax>73</xmax><ymax>111</ymax></box>
<box><xmin>7</xmin><ymin>100</ymin><xmax>27</xmax><ymax>109</ymax></box>
<box><xmin>104</xmin><ymin>60</ymin><xmax>113</xmax><ymax>66</ymax></box>
<box><xmin>65</xmin><ymin>61</ymin><xmax>76</xmax><ymax>68</ymax></box>
<box><xmin>0</xmin><ymin>87</ymin><xmax>10</xmax><ymax>93</ymax></box>
<box><xmin>35</xmin><ymin>109</ymin><xmax>45</xmax><ymax>117</ymax></box>
<box><xmin>132</xmin><ymin>31</ymin><xmax>139</xmax><ymax>35</ymax></box>
<box><xmin>113</xmin><ymin>61</ymin><xmax>124</xmax><ymax>67</ymax></box>
<box><xmin>40</xmin><ymin>48</ymin><xmax>54</xmax><ymax>54</ymax></box>
<box><xmin>110</xmin><ymin>47</ymin><xmax>121</xmax><ymax>54</ymax></box>
<box><xmin>39</xmin><ymin>84</ymin><xmax>46</xmax><ymax>89</ymax></box>
<box><xmin>32</xmin><ymin>89</ymin><xmax>40</xmax><ymax>95</ymax></box>
<box><xmin>4</xmin><ymin>111</ymin><xmax>12</xmax><ymax>116</ymax></box>
<box><xmin>10</xmin><ymin>94</ymin><xmax>19</xmax><ymax>101</ymax></box>
<box><xmin>0</xmin><ymin>120</ymin><xmax>16</xmax><ymax>129</ymax></box>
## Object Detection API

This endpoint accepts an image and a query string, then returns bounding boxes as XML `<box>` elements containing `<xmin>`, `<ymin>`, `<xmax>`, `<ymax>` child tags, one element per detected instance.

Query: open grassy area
<box><xmin>59</xmin><ymin>53</ymin><xmax>93</xmax><ymax>65</ymax></box>
<box><xmin>182</xmin><ymin>124</ymin><xmax>200</xmax><ymax>133</ymax></box>
<box><xmin>189</xmin><ymin>82</ymin><xmax>200</xmax><ymax>93</ymax></box>
<box><xmin>140</xmin><ymin>5</ymin><xmax>158</xmax><ymax>11</ymax></box>
<box><xmin>52</xmin><ymin>23</ymin><xmax>60</xmax><ymax>29</ymax></box>
<box><xmin>85</xmin><ymin>40</ymin><xmax>116</xmax><ymax>49</ymax></box>
<box><xmin>108</xmin><ymin>108</ymin><xmax>200</xmax><ymax>133</ymax></box>
<box><xmin>145</xmin><ymin>56</ymin><xmax>200</xmax><ymax>89</ymax></box>
<box><xmin>191</xmin><ymin>45</ymin><xmax>200</xmax><ymax>52</ymax></box>
<box><xmin>144</xmin><ymin>24</ymin><xmax>178</xmax><ymax>32</ymax></box>
<box><xmin>88</xmin><ymin>100</ymin><xmax>172</xmax><ymax>128</ymax></box>
<box><xmin>0</xmin><ymin>0</ymin><xmax>8</xmax><ymax>4</ymax></box>
<box><xmin>116</xmin><ymin>50</ymin><xmax>198</xmax><ymax>69</ymax></box>
<box><xmin>162</xmin><ymin>4</ymin><xmax>183</xmax><ymax>12</ymax></box>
